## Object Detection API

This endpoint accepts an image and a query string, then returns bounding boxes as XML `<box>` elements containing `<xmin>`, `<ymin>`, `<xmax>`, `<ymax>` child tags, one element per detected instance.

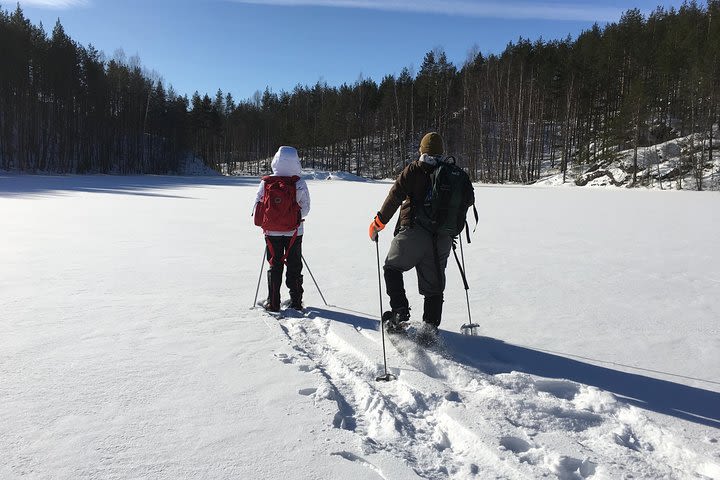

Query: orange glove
<box><xmin>368</xmin><ymin>215</ymin><xmax>385</xmax><ymax>241</ymax></box>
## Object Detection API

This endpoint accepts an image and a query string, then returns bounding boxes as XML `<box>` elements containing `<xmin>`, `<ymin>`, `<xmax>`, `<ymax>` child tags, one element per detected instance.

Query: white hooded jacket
<box><xmin>254</xmin><ymin>146</ymin><xmax>311</xmax><ymax>236</ymax></box>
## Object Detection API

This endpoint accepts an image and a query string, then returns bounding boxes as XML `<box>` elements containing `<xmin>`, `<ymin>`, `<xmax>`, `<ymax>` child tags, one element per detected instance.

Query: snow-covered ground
<box><xmin>1</xmin><ymin>174</ymin><xmax>719</xmax><ymax>479</ymax></box>
<box><xmin>536</xmin><ymin>130</ymin><xmax>720</xmax><ymax>190</ymax></box>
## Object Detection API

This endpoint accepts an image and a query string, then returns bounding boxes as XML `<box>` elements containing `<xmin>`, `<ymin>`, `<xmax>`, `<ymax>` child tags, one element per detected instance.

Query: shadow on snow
<box><xmin>310</xmin><ymin>306</ymin><xmax>720</xmax><ymax>429</ymax></box>
<box><xmin>0</xmin><ymin>174</ymin><xmax>260</xmax><ymax>198</ymax></box>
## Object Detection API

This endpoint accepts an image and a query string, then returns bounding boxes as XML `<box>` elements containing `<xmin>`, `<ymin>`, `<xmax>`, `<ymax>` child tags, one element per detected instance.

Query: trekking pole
<box><xmin>301</xmin><ymin>255</ymin><xmax>328</xmax><ymax>306</ymax></box>
<box><xmin>457</xmin><ymin>235</ymin><xmax>479</xmax><ymax>334</ymax></box>
<box><xmin>374</xmin><ymin>235</ymin><xmax>395</xmax><ymax>382</ymax></box>
<box><xmin>253</xmin><ymin>246</ymin><xmax>268</xmax><ymax>308</ymax></box>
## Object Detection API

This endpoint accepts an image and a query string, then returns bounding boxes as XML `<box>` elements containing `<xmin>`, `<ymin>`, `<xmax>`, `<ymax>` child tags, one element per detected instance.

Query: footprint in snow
<box><xmin>274</xmin><ymin>353</ymin><xmax>295</xmax><ymax>365</ymax></box>
<box><xmin>333</xmin><ymin>412</ymin><xmax>357</xmax><ymax>431</ymax></box>
<box><xmin>499</xmin><ymin>436</ymin><xmax>531</xmax><ymax>454</ymax></box>
<box><xmin>534</xmin><ymin>379</ymin><xmax>581</xmax><ymax>400</ymax></box>
<box><xmin>330</xmin><ymin>452</ymin><xmax>384</xmax><ymax>476</ymax></box>
<box><xmin>549</xmin><ymin>456</ymin><xmax>597</xmax><ymax>480</ymax></box>
<box><xmin>444</xmin><ymin>391</ymin><xmax>461</xmax><ymax>402</ymax></box>
<box><xmin>613</xmin><ymin>425</ymin><xmax>648</xmax><ymax>452</ymax></box>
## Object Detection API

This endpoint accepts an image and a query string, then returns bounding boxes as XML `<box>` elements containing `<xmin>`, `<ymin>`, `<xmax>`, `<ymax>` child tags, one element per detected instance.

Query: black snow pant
<box><xmin>383</xmin><ymin>226</ymin><xmax>451</xmax><ymax>327</ymax></box>
<box><xmin>265</xmin><ymin>235</ymin><xmax>303</xmax><ymax>310</ymax></box>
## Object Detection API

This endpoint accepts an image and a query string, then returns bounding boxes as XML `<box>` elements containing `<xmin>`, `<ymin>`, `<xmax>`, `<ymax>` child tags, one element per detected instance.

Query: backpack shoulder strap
<box><xmin>265</xmin><ymin>175</ymin><xmax>300</xmax><ymax>185</ymax></box>
<box><xmin>466</xmin><ymin>196</ymin><xmax>479</xmax><ymax>243</ymax></box>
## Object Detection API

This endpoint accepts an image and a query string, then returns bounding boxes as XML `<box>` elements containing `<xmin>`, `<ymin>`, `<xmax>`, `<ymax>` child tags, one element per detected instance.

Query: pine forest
<box><xmin>1</xmin><ymin>2</ymin><xmax>718</xmax><ymax>188</ymax></box>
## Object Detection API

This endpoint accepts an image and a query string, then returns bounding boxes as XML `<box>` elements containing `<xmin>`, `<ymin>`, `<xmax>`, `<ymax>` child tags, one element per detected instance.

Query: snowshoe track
<box><xmin>258</xmin><ymin>307</ymin><xmax>720</xmax><ymax>479</ymax></box>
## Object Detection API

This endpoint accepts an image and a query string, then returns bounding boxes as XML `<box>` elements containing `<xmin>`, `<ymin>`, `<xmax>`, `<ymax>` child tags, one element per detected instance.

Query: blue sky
<box><xmin>15</xmin><ymin>0</ymin><xmax>687</xmax><ymax>102</ymax></box>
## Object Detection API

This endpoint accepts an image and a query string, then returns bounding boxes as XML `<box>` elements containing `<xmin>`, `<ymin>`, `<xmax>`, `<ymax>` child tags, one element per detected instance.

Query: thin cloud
<box><xmin>18</xmin><ymin>0</ymin><xmax>89</xmax><ymax>8</ymax></box>
<box><xmin>227</xmin><ymin>0</ymin><xmax>625</xmax><ymax>22</ymax></box>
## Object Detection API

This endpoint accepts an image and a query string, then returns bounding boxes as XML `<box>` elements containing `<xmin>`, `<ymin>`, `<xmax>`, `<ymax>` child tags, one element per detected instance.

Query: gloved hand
<box><xmin>368</xmin><ymin>215</ymin><xmax>385</xmax><ymax>241</ymax></box>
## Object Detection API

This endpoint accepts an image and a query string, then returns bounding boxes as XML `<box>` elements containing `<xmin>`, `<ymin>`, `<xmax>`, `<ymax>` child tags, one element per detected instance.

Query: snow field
<box><xmin>1</xmin><ymin>174</ymin><xmax>719</xmax><ymax>479</ymax></box>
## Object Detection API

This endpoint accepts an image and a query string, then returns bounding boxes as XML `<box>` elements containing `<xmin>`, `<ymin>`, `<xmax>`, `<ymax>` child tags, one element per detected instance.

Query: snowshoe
<box><xmin>262</xmin><ymin>300</ymin><xmax>281</xmax><ymax>314</ymax></box>
<box><xmin>382</xmin><ymin>309</ymin><xmax>410</xmax><ymax>334</ymax></box>
<box><xmin>415</xmin><ymin>322</ymin><xmax>439</xmax><ymax>347</ymax></box>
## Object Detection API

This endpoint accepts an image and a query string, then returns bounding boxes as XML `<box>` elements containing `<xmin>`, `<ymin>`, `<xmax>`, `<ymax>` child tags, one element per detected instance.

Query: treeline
<box><xmin>1</xmin><ymin>2</ymin><xmax>719</xmax><ymax>183</ymax></box>
<box><xmin>231</xmin><ymin>0</ymin><xmax>719</xmax><ymax>184</ymax></box>
<box><xmin>0</xmin><ymin>5</ymin><xmax>188</xmax><ymax>174</ymax></box>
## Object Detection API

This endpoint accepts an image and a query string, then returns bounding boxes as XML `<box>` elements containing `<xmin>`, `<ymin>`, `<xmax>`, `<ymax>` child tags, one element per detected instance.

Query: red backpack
<box><xmin>254</xmin><ymin>175</ymin><xmax>301</xmax><ymax>232</ymax></box>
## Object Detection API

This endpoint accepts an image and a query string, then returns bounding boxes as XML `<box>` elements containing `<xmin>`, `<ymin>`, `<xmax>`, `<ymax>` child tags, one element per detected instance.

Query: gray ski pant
<box><xmin>384</xmin><ymin>226</ymin><xmax>452</xmax><ymax>300</ymax></box>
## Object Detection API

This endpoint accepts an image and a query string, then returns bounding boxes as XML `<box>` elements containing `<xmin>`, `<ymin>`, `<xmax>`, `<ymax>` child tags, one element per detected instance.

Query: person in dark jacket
<box><xmin>368</xmin><ymin>132</ymin><xmax>452</xmax><ymax>338</ymax></box>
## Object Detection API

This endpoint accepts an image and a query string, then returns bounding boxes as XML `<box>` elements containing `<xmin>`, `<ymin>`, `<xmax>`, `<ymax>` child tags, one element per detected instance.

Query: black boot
<box><xmin>416</xmin><ymin>322</ymin><xmax>439</xmax><ymax>347</ymax></box>
<box><xmin>264</xmin><ymin>270</ymin><xmax>281</xmax><ymax>312</ymax></box>
<box><xmin>415</xmin><ymin>295</ymin><xmax>441</xmax><ymax>346</ymax></box>
<box><xmin>423</xmin><ymin>295</ymin><xmax>443</xmax><ymax>328</ymax></box>
<box><xmin>289</xmin><ymin>274</ymin><xmax>304</xmax><ymax>310</ymax></box>
<box><xmin>382</xmin><ymin>307</ymin><xmax>410</xmax><ymax>334</ymax></box>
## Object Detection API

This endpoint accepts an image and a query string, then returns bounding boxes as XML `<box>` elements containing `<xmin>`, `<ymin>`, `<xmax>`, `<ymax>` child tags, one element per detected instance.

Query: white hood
<box><xmin>271</xmin><ymin>146</ymin><xmax>302</xmax><ymax>176</ymax></box>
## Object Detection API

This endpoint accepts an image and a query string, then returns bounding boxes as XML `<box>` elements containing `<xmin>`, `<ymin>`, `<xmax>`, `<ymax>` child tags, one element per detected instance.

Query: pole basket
<box><xmin>375</xmin><ymin>373</ymin><xmax>397</xmax><ymax>382</ymax></box>
<box><xmin>460</xmin><ymin>322</ymin><xmax>480</xmax><ymax>335</ymax></box>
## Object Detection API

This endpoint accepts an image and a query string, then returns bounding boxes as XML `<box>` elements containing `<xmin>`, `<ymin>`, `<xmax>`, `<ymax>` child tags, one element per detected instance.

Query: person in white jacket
<box><xmin>254</xmin><ymin>146</ymin><xmax>311</xmax><ymax>312</ymax></box>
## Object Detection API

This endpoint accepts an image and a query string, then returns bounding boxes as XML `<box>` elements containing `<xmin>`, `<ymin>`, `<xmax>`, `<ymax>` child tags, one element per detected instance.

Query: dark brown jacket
<box><xmin>377</xmin><ymin>159</ymin><xmax>436</xmax><ymax>228</ymax></box>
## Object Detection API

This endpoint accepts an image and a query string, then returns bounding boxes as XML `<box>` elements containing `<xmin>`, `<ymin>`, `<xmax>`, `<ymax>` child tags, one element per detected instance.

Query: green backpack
<box><xmin>421</xmin><ymin>156</ymin><xmax>476</xmax><ymax>238</ymax></box>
